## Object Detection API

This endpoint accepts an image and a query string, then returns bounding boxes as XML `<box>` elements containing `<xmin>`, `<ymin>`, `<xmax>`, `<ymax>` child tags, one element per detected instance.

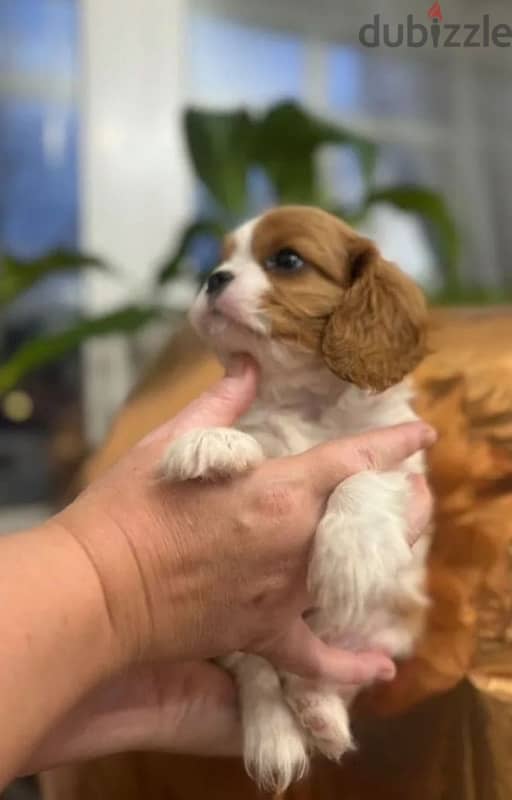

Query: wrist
<box><xmin>0</xmin><ymin>521</ymin><xmax>121</xmax><ymax>782</ymax></box>
<box><xmin>43</xmin><ymin>518</ymin><xmax>126</xmax><ymax>681</ymax></box>
<box><xmin>54</xmin><ymin>494</ymin><xmax>161</xmax><ymax>668</ymax></box>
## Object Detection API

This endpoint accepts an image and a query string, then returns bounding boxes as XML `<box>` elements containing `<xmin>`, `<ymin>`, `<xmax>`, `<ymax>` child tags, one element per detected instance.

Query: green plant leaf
<box><xmin>185</xmin><ymin>108</ymin><xmax>253</xmax><ymax>215</ymax></box>
<box><xmin>430</xmin><ymin>286</ymin><xmax>512</xmax><ymax>306</ymax></box>
<box><xmin>326</xmin><ymin>203</ymin><xmax>370</xmax><ymax>228</ymax></box>
<box><xmin>0</xmin><ymin>305</ymin><xmax>162</xmax><ymax>395</ymax></box>
<box><xmin>366</xmin><ymin>185</ymin><xmax>460</xmax><ymax>290</ymax></box>
<box><xmin>253</xmin><ymin>101</ymin><xmax>377</xmax><ymax>204</ymax></box>
<box><xmin>0</xmin><ymin>250</ymin><xmax>106</xmax><ymax>308</ymax></box>
<box><xmin>157</xmin><ymin>219</ymin><xmax>226</xmax><ymax>284</ymax></box>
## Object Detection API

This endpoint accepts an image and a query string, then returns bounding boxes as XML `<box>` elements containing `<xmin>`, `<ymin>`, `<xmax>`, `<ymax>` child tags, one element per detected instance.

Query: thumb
<box><xmin>171</xmin><ymin>355</ymin><xmax>259</xmax><ymax>434</ymax></box>
<box><xmin>262</xmin><ymin>618</ymin><xmax>396</xmax><ymax>685</ymax></box>
<box><xmin>140</xmin><ymin>355</ymin><xmax>259</xmax><ymax>449</ymax></box>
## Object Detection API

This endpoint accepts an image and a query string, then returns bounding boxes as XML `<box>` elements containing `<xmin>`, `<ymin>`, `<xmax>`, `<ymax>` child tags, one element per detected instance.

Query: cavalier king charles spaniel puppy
<box><xmin>162</xmin><ymin>206</ymin><xmax>430</xmax><ymax>792</ymax></box>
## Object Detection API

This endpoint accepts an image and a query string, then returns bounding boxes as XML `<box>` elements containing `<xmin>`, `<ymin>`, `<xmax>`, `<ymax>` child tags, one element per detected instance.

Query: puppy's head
<box><xmin>191</xmin><ymin>206</ymin><xmax>427</xmax><ymax>391</ymax></box>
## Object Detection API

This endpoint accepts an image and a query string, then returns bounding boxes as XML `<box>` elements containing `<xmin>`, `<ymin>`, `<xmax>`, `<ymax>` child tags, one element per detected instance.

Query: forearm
<box><xmin>0</xmin><ymin>522</ymin><xmax>117</xmax><ymax>786</ymax></box>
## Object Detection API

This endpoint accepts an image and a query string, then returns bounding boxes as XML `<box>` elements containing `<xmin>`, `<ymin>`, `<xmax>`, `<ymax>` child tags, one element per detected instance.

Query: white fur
<box><xmin>162</xmin><ymin>216</ymin><xmax>430</xmax><ymax>792</ymax></box>
<box><xmin>282</xmin><ymin>673</ymin><xmax>354</xmax><ymax>761</ymax></box>
<box><xmin>221</xmin><ymin>653</ymin><xmax>309</xmax><ymax>792</ymax></box>
<box><xmin>162</xmin><ymin>428</ymin><xmax>264</xmax><ymax>481</ymax></box>
<box><xmin>189</xmin><ymin>217</ymin><xmax>271</xmax><ymax>346</ymax></box>
<box><xmin>308</xmin><ymin>471</ymin><xmax>413</xmax><ymax>627</ymax></box>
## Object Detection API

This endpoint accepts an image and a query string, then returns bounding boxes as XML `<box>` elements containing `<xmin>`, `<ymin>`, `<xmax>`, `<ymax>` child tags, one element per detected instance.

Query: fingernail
<box><xmin>421</xmin><ymin>424</ymin><xmax>437</xmax><ymax>447</ymax></box>
<box><xmin>226</xmin><ymin>354</ymin><xmax>250</xmax><ymax>377</ymax></box>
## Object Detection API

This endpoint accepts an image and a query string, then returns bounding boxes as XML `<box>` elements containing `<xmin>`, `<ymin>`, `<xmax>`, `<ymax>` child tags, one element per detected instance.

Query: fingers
<box><xmin>23</xmin><ymin>665</ymin><xmax>159</xmax><ymax>773</ymax></box>
<box><xmin>261</xmin><ymin>618</ymin><xmax>395</xmax><ymax>685</ymax></box>
<box><xmin>140</xmin><ymin>355</ymin><xmax>258</xmax><ymax>449</ymax></box>
<box><xmin>25</xmin><ymin>661</ymin><xmax>240</xmax><ymax>774</ymax></box>
<box><xmin>298</xmin><ymin>422</ymin><xmax>437</xmax><ymax>497</ymax></box>
<box><xmin>406</xmin><ymin>474</ymin><xmax>433</xmax><ymax>546</ymax></box>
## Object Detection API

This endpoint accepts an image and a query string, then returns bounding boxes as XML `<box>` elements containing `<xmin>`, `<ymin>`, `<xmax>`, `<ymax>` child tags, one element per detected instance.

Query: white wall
<box><xmin>80</xmin><ymin>0</ymin><xmax>194</xmax><ymax>443</ymax></box>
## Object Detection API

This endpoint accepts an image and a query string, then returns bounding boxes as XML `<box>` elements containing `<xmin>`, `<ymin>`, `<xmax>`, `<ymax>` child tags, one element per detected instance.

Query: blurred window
<box><xmin>328</xmin><ymin>46</ymin><xmax>453</xmax><ymax>124</ymax></box>
<box><xmin>0</xmin><ymin>0</ymin><xmax>78</xmax><ymax>258</ymax></box>
<box><xmin>186</xmin><ymin>13</ymin><xmax>306</xmax><ymax>108</ymax></box>
<box><xmin>187</xmin><ymin>4</ymin><xmax>511</xmax><ymax>290</ymax></box>
<box><xmin>185</xmin><ymin>12</ymin><xmax>440</xmax><ymax>283</ymax></box>
<box><xmin>326</xmin><ymin>43</ymin><xmax>506</xmax><ymax>288</ymax></box>
<box><xmin>0</xmin><ymin>0</ymin><xmax>80</xmax><ymax>510</ymax></box>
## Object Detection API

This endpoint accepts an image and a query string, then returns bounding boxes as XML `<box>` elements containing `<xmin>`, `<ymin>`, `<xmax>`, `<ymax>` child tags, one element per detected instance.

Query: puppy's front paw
<box><xmin>161</xmin><ymin>428</ymin><xmax>264</xmax><ymax>481</ymax></box>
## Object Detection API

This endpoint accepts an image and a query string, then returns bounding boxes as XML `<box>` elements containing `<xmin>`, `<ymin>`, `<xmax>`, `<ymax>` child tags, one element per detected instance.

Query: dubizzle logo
<box><xmin>359</xmin><ymin>3</ymin><xmax>512</xmax><ymax>48</ymax></box>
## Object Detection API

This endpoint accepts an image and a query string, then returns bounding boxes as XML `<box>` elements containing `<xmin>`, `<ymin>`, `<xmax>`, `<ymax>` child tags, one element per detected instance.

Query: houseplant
<box><xmin>0</xmin><ymin>100</ymin><xmax>467</xmax><ymax>396</ymax></box>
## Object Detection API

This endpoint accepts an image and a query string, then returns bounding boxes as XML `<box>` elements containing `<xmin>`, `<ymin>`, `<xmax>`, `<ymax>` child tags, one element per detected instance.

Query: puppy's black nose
<box><xmin>206</xmin><ymin>270</ymin><xmax>234</xmax><ymax>296</ymax></box>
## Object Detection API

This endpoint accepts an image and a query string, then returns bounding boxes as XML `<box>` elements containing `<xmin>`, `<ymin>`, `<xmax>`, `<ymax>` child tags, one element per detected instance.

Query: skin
<box><xmin>0</xmin><ymin>358</ymin><xmax>434</xmax><ymax>786</ymax></box>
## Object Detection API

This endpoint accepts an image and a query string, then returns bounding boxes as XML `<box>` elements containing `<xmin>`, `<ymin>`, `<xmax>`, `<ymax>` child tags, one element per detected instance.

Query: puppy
<box><xmin>162</xmin><ymin>206</ymin><xmax>430</xmax><ymax>792</ymax></box>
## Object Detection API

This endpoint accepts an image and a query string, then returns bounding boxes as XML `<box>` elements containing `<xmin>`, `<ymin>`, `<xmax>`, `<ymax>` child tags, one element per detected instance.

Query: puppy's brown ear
<box><xmin>321</xmin><ymin>238</ymin><xmax>428</xmax><ymax>391</ymax></box>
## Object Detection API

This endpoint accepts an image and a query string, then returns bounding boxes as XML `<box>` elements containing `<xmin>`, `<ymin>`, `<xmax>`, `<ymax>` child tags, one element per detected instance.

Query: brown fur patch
<box><xmin>252</xmin><ymin>206</ymin><xmax>428</xmax><ymax>391</ymax></box>
<box><xmin>252</xmin><ymin>206</ymin><xmax>359</xmax><ymax>282</ymax></box>
<box><xmin>322</xmin><ymin>249</ymin><xmax>428</xmax><ymax>391</ymax></box>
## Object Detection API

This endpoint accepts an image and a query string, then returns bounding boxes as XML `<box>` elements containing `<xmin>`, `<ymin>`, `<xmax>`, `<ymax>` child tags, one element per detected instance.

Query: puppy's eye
<box><xmin>265</xmin><ymin>248</ymin><xmax>305</xmax><ymax>273</ymax></box>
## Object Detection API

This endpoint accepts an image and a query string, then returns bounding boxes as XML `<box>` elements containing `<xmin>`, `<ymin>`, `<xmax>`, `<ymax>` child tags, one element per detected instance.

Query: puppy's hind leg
<box><xmin>281</xmin><ymin>673</ymin><xmax>355</xmax><ymax>763</ymax></box>
<box><xmin>292</xmin><ymin>471</ymin><xmax>414</xmax><ymax>762</ymax></box>
<box><xmin>221</xmin><ymin>653</ymin><xmax>309</xmax><ymax>793</ymax></box>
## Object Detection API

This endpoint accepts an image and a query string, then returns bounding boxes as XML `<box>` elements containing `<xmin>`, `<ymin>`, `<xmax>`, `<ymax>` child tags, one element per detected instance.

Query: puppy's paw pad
<box><xmin>304</xmin><ymin>711</ymin><xmax>354</xmax><ymax>762</ymax></box>
<box><xmin>285</xmin><ymin>686</ymin><xmax>354</xmax><ymax>764</ymax></box>
<box><xmin>161</xmin><ymin>428</ymin><xmax>264</xmax><ymax>481</ymax></box>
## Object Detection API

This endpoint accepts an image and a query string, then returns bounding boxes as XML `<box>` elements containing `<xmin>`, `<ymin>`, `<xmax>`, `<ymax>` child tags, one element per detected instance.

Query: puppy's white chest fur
<box><xmin>238</xmin><ymin>376</ymin><xmax>420</xmax><ymax>461</ymax></box>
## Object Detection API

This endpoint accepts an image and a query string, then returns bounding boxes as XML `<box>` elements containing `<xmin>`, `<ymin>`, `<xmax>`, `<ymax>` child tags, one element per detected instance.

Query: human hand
<box><xmin>13</xmin><ymin>356</ymin><xmax>435</xmax><ymax>777</ymax></box>
<box><xmin>54</xmin><ymin>356</ymin><xmax>434</xmax><ymax>687</ymax></box>
<box><xmin>27</xmin><ymin>660</ymin><xmax>239</xmax><ymax>773</ymax></box>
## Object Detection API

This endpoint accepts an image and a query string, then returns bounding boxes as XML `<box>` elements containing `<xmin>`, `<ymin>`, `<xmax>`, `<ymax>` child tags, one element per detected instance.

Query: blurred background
<box><xmin>1</xmin><ymin>1</ymin><xmax>512</xmax><ymax>797</ymax></box>
<box><xmin>1</xmin><ymin>0</ymin><xmax>511</xmax><ymax>539</ymax></box>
